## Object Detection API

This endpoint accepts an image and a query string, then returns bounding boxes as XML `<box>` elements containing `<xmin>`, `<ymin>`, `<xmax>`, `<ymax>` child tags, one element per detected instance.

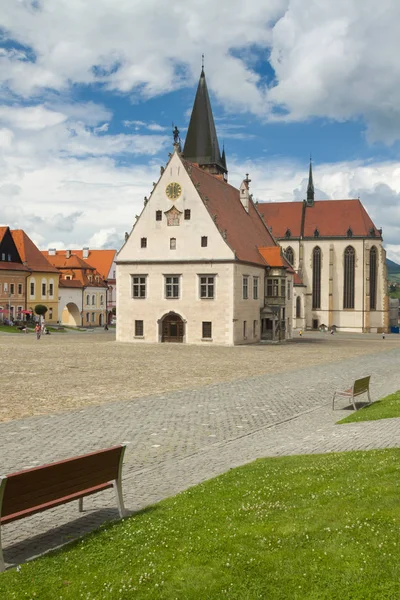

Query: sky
<box><xmin>1</xmin><ymin>0</ymin><xmax>400</xmax><ymax>261</ymax></box>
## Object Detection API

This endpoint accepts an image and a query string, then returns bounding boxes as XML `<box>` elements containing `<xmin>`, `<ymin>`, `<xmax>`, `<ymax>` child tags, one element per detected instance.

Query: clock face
<box><xmin>166</xmin><ymin>182</ymin><xmax>182</xmax><ymax>200</ymax></box>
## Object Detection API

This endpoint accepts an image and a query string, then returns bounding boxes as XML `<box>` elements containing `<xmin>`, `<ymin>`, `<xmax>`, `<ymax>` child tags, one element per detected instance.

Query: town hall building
<box><xmin>116</xmin><ymin>68</ymin><xmax>388</xmax><ymax>344</ymax></box>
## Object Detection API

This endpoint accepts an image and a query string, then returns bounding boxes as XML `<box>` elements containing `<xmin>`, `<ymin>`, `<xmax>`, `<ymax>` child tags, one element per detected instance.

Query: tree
<box><xmin>34</xmin><ymin>304</ymin><xmax>48</xmax><ymax>318</ymax></box>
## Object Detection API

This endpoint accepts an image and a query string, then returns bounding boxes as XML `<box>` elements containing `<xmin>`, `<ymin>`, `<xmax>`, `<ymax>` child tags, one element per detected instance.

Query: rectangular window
<box><xmin>243</xmin><ymin>321</ymin><xmax>247</xmax><ymax>338</ymax></box>
<box><xmin>132</xmin><ymin>275</ymin><xmax>147</xmax><ymax>298</ymax></box>
<box><xmin>7</xmin><ymin>254</ymin><xmax>11</xmax><ymax>261</ymax></box>
<box><xmin>243</xmin><ymin>276</ymin><xmax>249</xmax><ymax>299</ymax></box>
<box><xmin>86</xmin><ymin>313</ymin><xmax>90</xmax><ymax>323</ymax></box>
<box><xmin>141</xmin><ymin>237</ymin><xmax>147</xmax><ymax>248</ymax></box>
<box><xmin>4</xmin><ymin>283</ymin><xmax>8</xmax><ymax>292</ymax></box>
<box><xmin>91</xmin><ymin>312</ymin><xmax>95</xmax><ymax>322</ymax></box>
<box><xmin>201</xmin><ymin>236</ymin><xmax>208</xmax><ymax>247</ymax></box>
<box><xmin>199</xmin><ymin>275</ymin><xmax>215</xmax><ymax>299</ymax></box>
<box><xmin>49</xmin><ymin>283</ymin><xmax>54</xmax><ymax>296</ymax></box>
<box><xmin>135</xmin><ymin>320</ymin><xmax>144</xmax><ymax>337</ymax></box>
<box><xmin>165</xmin><ymin>275</ymin><xmax>180</xmax><ymax>298</ymax></box>
<box><xmin>30</xmin><ymin>282</ymin><xmax>34</xmax><ymax>295</ymax></box>
<box><xmin>156</xmin><ymin>210</ymin><xmax>162</xmax><ymax>221</ymax></box>
<box><xmin>287</xmin><ymin>281</ymin><xmax>291</xmax><ymax>300</ymax></box>
<box><xmin>202</xmin><ymin>321</ymin><xmax>212</xmax><ymax>339</ymax></box>
<box><xmin>42</xmin><ymin>283</ymin><xmax>46</xmax><ymax>296</ymax></box>
<box><xmin>184</xmin><ymin>209</ymin><xmax>191</xmax><ymax>220</ymax></box>
<box><xmin>10</xmin><ymin>284</ymin><xmax>14</xmax><ymax>295</ymax></box>
<box><xmin>273</xmin><ymin>279</ymin><xmax>279</xmax><ymax>297</ymax></box>
<box><xmin>267</xmin><ymin>279</ymin><xmax>273</xmax><ymax>296</ymax></box>
<box><xmin>253</xmin><ymin>320</ymin><xmax>257</xmax><ymax>337</ymax></box>
<box><xmin>18</xmin><ymin>283</ymin><xmax>22</xmax><ymax>294</ymax></box>
<box><xmin>281</xmin><ymin>279</ymin><xmax>286</xmax><ymax>298</ymax></box>
<box><xmin>253</xmin><ymin>277</ymin><xmax>259</xmax><ymax>300</ymax></box>
<box><xmin>170</xmin><ymin>238</ymin><xmax>176</xmax><ymax>250</ymax></box>
<box><xmin>1</xmin><ymin>253</ymin><xmax>5</xmax><ymax>261</ymax></box>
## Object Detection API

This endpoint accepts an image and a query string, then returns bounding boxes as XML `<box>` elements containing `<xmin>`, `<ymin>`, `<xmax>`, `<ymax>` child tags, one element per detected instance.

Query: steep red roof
<box><xmin>0</xmin><ymin>227</ymin><xmax>7</xmax><ymax>244</ymax></box>
<box><xmin>11</xmin><ymin>230</ymin><xmax>59</xmax><ymax>273</ymax></box>
<box><xmin>42</xmin><ymin>250</ymin><xmax>107</xmax><ymax>288</ymax></box>
<box><xmin>258</xmin><ymin>246</ymin><xmax>295</xmax><ymax>273</ymax></box>
<box><xmin>69</xmin><ymin>250</ymin><xmax>116</xmax><ymax>280</ymax></box>
<box><xmin>184</xmin><ymin>162</ymin><xmax>276</xmax><ymax>265</ymax></box>
<box><xmin>258</xmin><ymin>199</ymin><xmax>379</xmax><ymax>239</ymax></box>
<box><xmin>0</xmin><ymin>261</ymin><xmax>29</xmax><ymax>272</ymax></box>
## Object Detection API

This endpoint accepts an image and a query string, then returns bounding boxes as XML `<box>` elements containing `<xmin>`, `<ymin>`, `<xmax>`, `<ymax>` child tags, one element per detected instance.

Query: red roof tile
<box><xmin>0</xmin><ymin>227</ymin><xmax>8</xmax><ymax>244</ymax></box>
<box><xmin>257</xmin><ymin>199</ymin><xmax>379</xmax><ymax>239</ymax></box>
<box><xmin>11</xmin><ymin>230</ymin><xmax>59</xmax><ymax>273</ymax></box>
<box><xmin>42</xmin><ymin>251</ymin><xmax>107</xmax><ymax>287</ymax></box>
<box><xmin>0</xmin><ymin>261</ymin><xmax>29</xmax><ymax>272</ymax></box>
<box><xmin>184</xmin><ymin>162</ymin><xmax>276</xmax><ymax>265</ymax></box>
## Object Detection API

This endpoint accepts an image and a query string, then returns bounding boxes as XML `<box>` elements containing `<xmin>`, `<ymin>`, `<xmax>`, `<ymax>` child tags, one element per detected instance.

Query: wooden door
<box><xmin>162</xmin><ymin>315</ymin><xmax>184</xmax><ymax>342</ymax></box>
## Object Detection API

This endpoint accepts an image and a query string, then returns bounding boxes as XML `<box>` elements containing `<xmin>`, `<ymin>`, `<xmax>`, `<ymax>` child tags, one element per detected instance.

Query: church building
<box><xmin>258</xmin><ymin>162</ymin><xmax>388</xmax><ymax>333</ymax></box>
<box><xmin>116</xmin><ymin>68</ymin><xmax>294</xmax><ymax>344</ymax></box>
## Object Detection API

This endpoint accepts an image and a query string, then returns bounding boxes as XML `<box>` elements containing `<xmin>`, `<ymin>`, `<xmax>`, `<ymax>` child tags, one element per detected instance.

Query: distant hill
<box><xmin>387</xmin><ymin>258</ymin><xmax>400</xmax><ymax>285</ymax></box>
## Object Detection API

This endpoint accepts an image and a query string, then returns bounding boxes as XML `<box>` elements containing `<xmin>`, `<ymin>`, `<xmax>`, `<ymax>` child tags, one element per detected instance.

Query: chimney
<box><xmin>83</xmin><ymin>247</ymin><xmax>89</xmax><ymax>259</ymax></box>
<box><xmin>239</xmin><ymin>174</ymin><xmax>251</xmax><ymax>213</ymax></box>
<box><xmin>66</xmin><ymin>250</ymin><xmax>71</xmax><ymax>259</ymax></box>
<box><xmin>48</xmin><ymin>248</ymin><xmax>56</xmax><ymax>256</ymax></box>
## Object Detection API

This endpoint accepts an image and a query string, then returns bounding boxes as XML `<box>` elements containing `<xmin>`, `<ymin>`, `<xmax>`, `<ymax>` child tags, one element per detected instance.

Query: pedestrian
<box><xmin>35</xmin><ymin>323</ymin><xmax>41</xmax><ymax>340</ymax></box>
<box><xmin>104</xmin><ymin>323</ymin><xmax>109</xmax><ymax>331</ymax></box>
<box><xmin>299</xmin><ymin>329</ymin><xmax>303</xmax><ymax>337</ymax></box>
<box><xmin>382</xmin><ymin>332</ymin><xmax>385</xmax><ymax>340</ymax></box>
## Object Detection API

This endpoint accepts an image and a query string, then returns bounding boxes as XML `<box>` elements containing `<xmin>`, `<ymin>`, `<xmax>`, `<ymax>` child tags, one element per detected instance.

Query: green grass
<box><xmin>338</xmin><ymin>390</ymin><xmax>400</xmax><ymax>424</ymax></box>
<box><xmin>0</xmin><ymin>324</ymin><xmax>26</xmax><ymax>333</ymax></box>
<box><xmin>1</xmin><ymin>449</ymin><xmax>400</xmax><ymax>599</ymax></box>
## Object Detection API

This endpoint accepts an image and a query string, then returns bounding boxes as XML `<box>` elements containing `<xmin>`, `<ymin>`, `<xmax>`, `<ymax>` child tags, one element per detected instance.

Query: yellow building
<box><xmin>11</xmin><ymin>230</ymin><xmax>60</xmax><ymax>324</ymax></box>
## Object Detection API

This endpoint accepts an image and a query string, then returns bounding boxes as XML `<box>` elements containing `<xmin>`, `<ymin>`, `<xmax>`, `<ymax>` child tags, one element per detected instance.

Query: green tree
<box><xmin>34</xmin><ymin>304</ymin><xmax>48</xmax><ymax>317</ymax></box>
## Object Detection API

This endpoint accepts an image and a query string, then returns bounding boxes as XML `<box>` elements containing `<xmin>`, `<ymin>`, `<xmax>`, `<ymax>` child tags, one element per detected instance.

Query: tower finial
<box><xmin>201</xmin><ymin>54</ymin><xmax>204</xmax><ymax>72</ymax></box>
<box><xmin>306</xmin><ymin>155</ymin><xmax>315</xmax><ymax>206</ymax></box>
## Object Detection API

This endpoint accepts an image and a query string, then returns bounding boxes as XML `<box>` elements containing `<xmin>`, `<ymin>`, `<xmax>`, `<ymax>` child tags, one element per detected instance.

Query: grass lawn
<box><xmin>0</xmin><ymin>324</ymin><xmax>26</xmax><ymax>333</ymax></box>
<box><xmin>338</xmin><ymin>390</ymin><xmax>400</xmax><ymax>424</ymax></box>
<box><xmin>1</xmin><ymin>449</ymin><xmax>400</xmax><ymax>599</ymax></box>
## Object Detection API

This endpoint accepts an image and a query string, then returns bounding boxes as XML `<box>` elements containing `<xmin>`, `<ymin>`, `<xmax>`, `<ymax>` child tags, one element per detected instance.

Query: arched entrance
<box><xmin>161</xmin><ymin>313</ymin><xmax>185</xmax><ymax>343</ymax></box>
<box><xmin>61</xmin><ymin>303</ymin><xmax>81</xmax><ymax>327</ymax></box>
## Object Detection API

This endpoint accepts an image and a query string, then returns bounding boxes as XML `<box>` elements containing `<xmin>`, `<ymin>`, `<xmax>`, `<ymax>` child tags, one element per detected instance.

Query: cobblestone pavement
<box><xmin>1</xmin><ymin>336</ymin><xmax>400</xmax><ymax>570</ymax></box>
<box><xmin>0</xmin><ymin>330</ymin><xmax>398</xmax><ymax>422</ymax></box>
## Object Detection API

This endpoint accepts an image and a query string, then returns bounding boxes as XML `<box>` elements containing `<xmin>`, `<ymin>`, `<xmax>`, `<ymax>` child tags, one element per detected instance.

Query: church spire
<box><xmin>182</xmin><ymin>66</ymin><xmax>227</xmax><ymax>179</ymax></box>
<box><xmin>306</xmin><ymin>157</ymin><xmax>315</xmax><ymax>206</ymax></box>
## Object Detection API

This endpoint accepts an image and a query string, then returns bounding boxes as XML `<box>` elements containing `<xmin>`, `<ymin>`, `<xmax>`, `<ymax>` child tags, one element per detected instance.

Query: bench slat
<box><xmin>1</xmin><ymin>482</ymin><xmax>114</xmax><ymax>524</ymax></box>
<box><xmin>1</xmin><ymin>446</ymin><xmax>124</xmax><ymax>518</ymax></box>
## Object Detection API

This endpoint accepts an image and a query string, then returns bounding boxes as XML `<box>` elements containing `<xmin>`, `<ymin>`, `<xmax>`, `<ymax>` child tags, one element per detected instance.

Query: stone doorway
<box><xmin>161</xmin><ymin>313</ymin><xmax>184</xmax><ymax>343</ymax></box>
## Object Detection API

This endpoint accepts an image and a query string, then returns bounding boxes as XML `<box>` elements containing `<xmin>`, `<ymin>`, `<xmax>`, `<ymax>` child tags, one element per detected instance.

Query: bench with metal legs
<box><xmin>332</xmin><ymin>375</ymin><xmax>372</xmax><ymax>411</ymax></box>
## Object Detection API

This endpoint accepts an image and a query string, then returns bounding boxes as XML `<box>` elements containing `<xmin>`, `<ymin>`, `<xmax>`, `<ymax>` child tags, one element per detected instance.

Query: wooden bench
<box><xmin>0</xmin><ymin>445</ymin><xmax>126</xmax><ymax>572</ymax></box>
<box><xmin>332</xmin><ymin>376</ymin><xmax>372</xmax><ymax>411</ymax></box>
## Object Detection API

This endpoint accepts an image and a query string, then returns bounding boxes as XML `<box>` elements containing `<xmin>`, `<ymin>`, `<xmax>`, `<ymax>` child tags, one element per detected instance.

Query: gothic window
<box><xmin>370</xmin><ymin>246</ymin><xmax>377</xmax><ymax>310</ymax></box>
<box><xmin>312</xmin><ymin>246</ymin><xmax>321</xmax><ymax>309</ymax></box>
<box><xmin>285</xmin><ymin>247</ymin><xmax>294</xmax><ymax>266</ymax></box>
<box><xmin>296</xmin><ymin>296</ymin><xmax>301</xmax><ymax>318</ymax></box>
<box><xmin>343</xmin><ymin>246</ymin><xmax>355</xmax><ymax>309</ymax></box>
<box><xmin>156</xmin><ymin>210</ymin><xmax>162</xmax><ymax>221</ymax></box>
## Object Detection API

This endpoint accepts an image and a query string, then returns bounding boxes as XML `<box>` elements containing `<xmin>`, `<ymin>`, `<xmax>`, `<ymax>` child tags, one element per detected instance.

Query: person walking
<box><xmin>35</xmin><ymin>323</ymin><xmax>41</xmax><ymax>340</ymax></box>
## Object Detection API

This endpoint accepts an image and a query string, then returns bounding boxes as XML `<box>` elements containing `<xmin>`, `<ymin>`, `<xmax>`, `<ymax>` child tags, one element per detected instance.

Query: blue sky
<box><xmin>1</xmin><ymin>0</ymin><xmax>400</xmax><ymax>260</ymax></box>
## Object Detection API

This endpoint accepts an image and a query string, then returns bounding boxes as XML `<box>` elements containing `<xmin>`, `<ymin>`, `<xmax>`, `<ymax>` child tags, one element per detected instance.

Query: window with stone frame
<box><xmin>135</xmin><ymin>320</ymin><xmax>144</xmax><ymax>337</ymax></box>
<box><xmin>156</xmin><ymin>210</ymin><xmax>162</xmax><ymax>221</ymax></box>
<box><xmin>202</xmin><ymin>321</ymin><xmax>212</xmax><ymax>339</ymax></box>
<box><xmin>18</xmin><ymin>283</ymin><xmax>23</xmax><ymax>294</ymax></box>
<box><xmin>253</xmin><ymin>277</ymin><xmax>259</xmax><ymax>299</ymax></box>
<box><xmin>30</xmin><ymin>281</ymin><xmax>34</xmax><ymax>296</ymax></box>
<box><xmin>86</xmin><ymin>294</ymin><xmax>90</xmax><ymax>305</ymax></box>
<box><xmin>49</xmin><ymin>283</ymin><xmax>54</xmax><ymax>296</ymax></box>
<box><xmin>312</xmin><ymin>246</ymin><xmax>321</xmax><ymax>309</ymax></box>
<box><xmin>199</xmin><ymin>275</ymin><xmax>215</xmax><ymax>299</ymax></box>
<box><xmin>285</xmin><ymin>246</ymin><xmax>294</xmax><ymax>266</ymax></box>
<box><xmin>242</xmin><ymin>276</ymin><xmax>249</xmax><ymax>299</ymax></box>
<box><xmin>369</xmin><ymin>246</ymin><xmax>377</xmax><ymax>310</ymax></box>
<box><xmin>184</xmin><ymin>209</ymin><xmax>191</xmax><ymax>220</ymax></box>
<box><xmin>165</xmin><ymin>275</ymin><xmax>180</xmax><ymax>298</ymax></box>
<box><xmin>201</xmin><ymin>236</ymin><xmax>208</xmax><ymax>247</ymax></box>
<box><xmin>343</xmin><ymin>246</ymin><xmax>355</xmax><ymax>309</ymax></box>
<box><xmin>170</xmin><ymin>238</ymin><xmax>176</xmax><ymax>250</ymax></box>
<box><xmin>132</xmin><ymin>275</ymin><xmax>147</xmax><ymax>299</ymax></box>
<box><xmin>42</xmin><ymin>282</ymin><xmax>46</xmax><ymax>296</ymax></box>
<box><xmin>243</xmin><ymin>320</ymin><xmax>247</xmax><ymax>338</ymax></box>
<box><xmin>10</xmin><ymin>283</ymin><xmax>14</xmax><ymax>295</ymax></box>
<box><xmin>281</xmin><ymin>279</ymin><xmax>286</xmax><ymax>298</ymax></box>
<box><xmin>141</xmin><ymin>237</ymin><xmax>147</xmax><ymax>248</ymax></box>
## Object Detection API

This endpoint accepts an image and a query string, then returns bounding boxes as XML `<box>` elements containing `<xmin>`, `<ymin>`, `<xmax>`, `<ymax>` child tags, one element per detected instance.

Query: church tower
<box><xmin>182</xmin><ymin>66</ymin><xmax>228</xmax><ymax>180</ymax></box>
<box><xmin>306</xmin><ymin>158</ymin><xmax>315</xmax><ymax>206</ymax></box>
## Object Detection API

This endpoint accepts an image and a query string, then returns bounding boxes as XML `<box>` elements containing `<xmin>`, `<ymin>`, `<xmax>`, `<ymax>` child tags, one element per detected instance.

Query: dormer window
<box><xmin>141</xmin><ymin>237</ymin><xmax>147</xmax><ymax>248</ymax></box>
<box><xmin>285</xmin><ymin>228</ymin><xmax>291</xmax><ymax>238</ymax></box>
<box><xmin>314</xmin><ymin>228</ymin><xmax>320</xmax><ymax>238</ymax></box>
<box><xmin>347</xmin><ymin>227</ymin><xmax>353</xmax><ymax>238</ymax></box>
